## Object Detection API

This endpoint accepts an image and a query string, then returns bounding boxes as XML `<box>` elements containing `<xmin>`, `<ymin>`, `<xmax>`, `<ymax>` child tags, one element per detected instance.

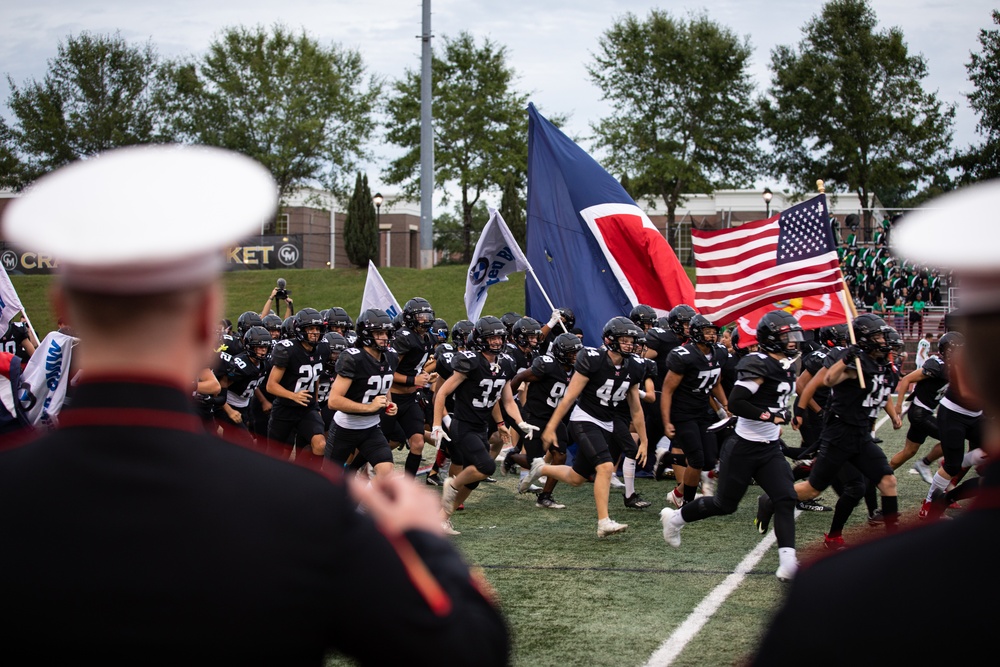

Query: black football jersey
<box><xmin>216</xmin><ymin>333</ymin><xmax>243</xmax><ymax>361</ymax></box>
<box><xmin>392</xmin><ymin>328</ymin><xmax>434</xmax><ymax>376</ymax></box>
<box><xmin>911</xmin><ymin>355</ymin><xmax>948</xmax><ymax>410</ymax></box>
<box><xmin>269</xmin><ymin>339</ymin><xmax>330</xmax><ymax>410</ymax></box>
<box><xmin>332</xmin><ymin>347</ymin><xmax>397</xmax><ymax>428</ymax></box>
<box><xmin>732</xmin><ymin>352</ymin><xmax>797</xmax><ymax>441</ymax></box>
<box><xmin>433</xmin><ymin>343</ymin><xmax>459</xmax><ymax>411</ymax></box>
<box><xmin>823</xmin><ymin>348</ymin><xmax>893</xmax><ymax>425</ymax></box>
<box><xmin>801</xmin><ymin>348</ymin><xmax>833</xmax><ymax>407</ymax></box>
<box><xmin>1</xmin><ymin>321</ymin><xmax>32</xmax><ymax>367</ymax></box>
<box><xmin>504</xmin><ymin>343</ymin><xmax>535</xmax><ymax>375</ymax></box>
<box><xmin>664</xmin><ymin>342</ymin><xmax>728</xmax><ymax>421</ymax></box>
<box><xmin>573</xmin><ymin>347</ymin><xmax>644</xmax><ymax>423</ymax></box>
<box><xmin>646</xmin><ymin>327</ymin><xmax>682</xmax><ymax>384</ymax></box>
<box><xmin>523</xmin><ymin>353</ymin><xmax>572</xmax><ymax>423</ymax></box>
<box><xmin>449</xmin><ymin>350</ymin><xmax>517</xmax><ymax>425</ymax></box>
<box><xmin>221</xmin><ymin>352</ymin><xmax>266</xmax><ymax>408</ymax></box>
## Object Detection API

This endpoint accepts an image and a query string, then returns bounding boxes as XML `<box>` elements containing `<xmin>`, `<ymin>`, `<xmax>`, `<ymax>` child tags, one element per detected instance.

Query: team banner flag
<box><xmin>360</xmin><ymin>260</ymin><xmax>401</xmax><ymax>321</ymax></box>
<box><xmin>525</xmin><ymin>103</ymin><xmax>695</xmax><ymax>345</ymax></box>
<box><xmin>465</xmin><ymin>208</ymin><xmax>531</xmax><ymax>322</ymax></box>
<box><xmin>692</xmin><ymin>194</ymin><xmax>842</xmax><ymax>325</ymax></box>
<box><xmin>0</xmin><ymin>268</ymin><xmax>24</xmax><ymax>333</ymax></box>
<box><xmin>730</xmin><ymin>294</ymin><xmax>848</xmax><ymax>346</ymax></box>
<box><xmin>20</xmin><ymin>331</ymin><xmax>78</xmax><ymax>426</ymax></box>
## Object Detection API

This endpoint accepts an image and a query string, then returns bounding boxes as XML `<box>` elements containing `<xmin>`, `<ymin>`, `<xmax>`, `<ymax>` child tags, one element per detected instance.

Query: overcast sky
<box><xmin>2</xmin><ymin>0</ymin><xmax>995</xmax><ymax>204</ymax></box>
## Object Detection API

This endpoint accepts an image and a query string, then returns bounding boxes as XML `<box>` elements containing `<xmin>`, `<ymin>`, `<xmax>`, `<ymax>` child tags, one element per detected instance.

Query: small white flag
<box><xmin>360</xmin><ymin>260</ymin><xmax>402</xmax><ymax>321</ymax></box>
<box><xmin>0</xmin><ymin>268</ymin><xmax>25</xmax><ymax>334</ymax></box>
<box><xmin>465</xmin><ymin>208</ymin><xmax>530</xmax><ymax>322</ymax></box>
<box><xmin>20</xmin><ymin>331</ymin><xmax>78</xmax><ymax>426</ymax></box>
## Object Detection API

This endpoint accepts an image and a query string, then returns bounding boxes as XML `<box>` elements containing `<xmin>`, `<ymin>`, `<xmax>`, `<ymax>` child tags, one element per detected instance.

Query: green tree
<box><xmin>162</xmin><ymin>24</ymin><xmax>379</xmax><ymax>204</ymax></box>
<box><xmin>343</xmin><ymin>172</ymin><xmax>379</xmax><ymax>268</ymax></box>
<box><xmin>588</xmin><ymin>10</ymin><xmax>761</xmax><ymax>248</ymax></box>
<box><xmin>956</xmin><ymin>9</ymin><xmax>1000</xmax><ymax>184</ymax></box>
<box><xmin>384</xmin><ymin>32</ymin><xmax>529</xmax><ymax>262</ymax></box>
<box><xmin>433</xmin><ymin>200</ymin><xmax>490</xmax><ymax>263</ymax></box>
<box><xmin>3</xmin><ymin>31</ymin><xmax>168</xmax><ymax>188</ymax></box>
<box><xmin>761</xmin><ymin>0</ymin><xmax>955</xmax><ymax>220</ymax></box>
<box><xmin>499</xmin><ymin>172</ymin><xmax>525</xmax><ymax>248</ymax></box>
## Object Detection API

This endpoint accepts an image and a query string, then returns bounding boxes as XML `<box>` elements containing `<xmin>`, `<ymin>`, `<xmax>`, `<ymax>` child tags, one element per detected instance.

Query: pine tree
<box><xmin>344</xmin><ymin>172</ymin><xmax>379</xmax><ymax>267</ymax></box>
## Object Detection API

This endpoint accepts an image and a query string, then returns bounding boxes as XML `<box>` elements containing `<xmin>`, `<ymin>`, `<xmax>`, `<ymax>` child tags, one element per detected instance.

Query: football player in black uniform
<box><xmin>317</xmin><ymin>331</ymin><xmax>348</xmax><ymax>435</ymax></box>
<box><xmin>661</xmin><ymin>310</ymin><xmax>802</xmax><ymax>581</ymax></box>
<box><xmin>326</xmin><ymin>310</ymin><xmax>399</xmax><ymax>479</ymax></box>
<box><xmin>384</xmin><ymin>297</ymin><xmax>438</xmax><ymax>476</ymax></box>
<box><xmin>660</xmin><ymin>314</ymin><xmax>729</xmax><ymax>508</ymax></box>
<box><xmin>261</xmin><ymin>313</ymin><xmax>283</xmax><ymax>341</ymax></box>
<box><xmin>629</xmin><ymin>304</ymin><xmax>666</xmax><ymax>480</ymax></box>
<box><xmin>508</xmin><ymin>332</ymin><xmax>583</xmax><ymax>509</ymax></box>
<box><xmin>540</xmin><ymin>307</ymin><xmax>574</xmax><ymax>349</ymax></box>
<box><xmin>645</xmin><ymin>323</ymin><xmax>684</xmax><ymax>480</ymax></box>
<box><xmin>1</xmin><ymin>319</ymin><xmax>35</xmax><ymax>367</ymax></box>
<box><xmin>324</xmin><ymin>307</ymin><xmax>357</xmax><ymax>346</ymax></box>
<box><xmin>214</xmin><ymin>325</ymin><xmax>272</xmax><ymax>447</ymax></box>
<box><xmin>758</xmin><ymin>313</ymin><xmax>903</xmax><ymax>543</ymax></box>
<box><xmin>520</xmin><ymin>317</ymin><xmax>648</xmax><ymax>537</ymax></box>
<box><xmin>891</xmin><ymin>331</ymin><xmax>959</xmax><ymax>480</ymax></box>
<box><xmin>431</xmin><ymin>316</ymin><xmax>537</xmax><ymax>535</ymax></box>
<box><xmin>498</xmin><ymin>317</ymin><xmax>544</xmax><ymax>479</ymax></box>
<box><xmin>425</xmin><ymin>320</ymin><xmax>475</xmax><ymax>487</ymax></box>
<box><xmin>266</xmin><ymin>308</ymin><xmax>329</xmax><ymax>469</ymax></box>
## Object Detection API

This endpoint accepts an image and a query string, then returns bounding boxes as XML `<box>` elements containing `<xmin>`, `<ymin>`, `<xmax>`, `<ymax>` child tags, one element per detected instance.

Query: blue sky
<box><xmin>2</xmin><ymin>0</ymin><xmax>994</xmax><ymax>202</ymax></box>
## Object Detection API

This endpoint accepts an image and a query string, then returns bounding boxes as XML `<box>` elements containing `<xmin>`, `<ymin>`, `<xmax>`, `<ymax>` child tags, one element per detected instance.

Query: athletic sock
<box><xmin>404</xmin><ymin>452</ymin><xmax>422</xmax><ymax>476</ymax></box>
<box><xmin>881</xmin><ymin>495</ymin><xmax>899</xmax><ymax>531</ymax></box>
<box><xmin>928</xmin><ymin>471</ymin><xmax>950</xmax><ymax>501</ymax></box>
<box><xmin>623</xmin><ymin>457</ymin><xmax>637</xmax><ymax>497</ymax></box>
<box><xmin>683</xmin><ymin>481</ymin><xmax>697</xmax><ymax>504</ymax></box>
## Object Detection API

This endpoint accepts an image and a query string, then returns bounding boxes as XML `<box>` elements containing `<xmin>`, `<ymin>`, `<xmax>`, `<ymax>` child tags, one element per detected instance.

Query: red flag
<box><xmin>731</xmin><ymin>294</ymin><xmax>849</xmax><ymax>346</ymax></box>
<box><xmin>692</xmin><ymin>194</ymin><xmax>842</xmax><ymax>325</ymax></box>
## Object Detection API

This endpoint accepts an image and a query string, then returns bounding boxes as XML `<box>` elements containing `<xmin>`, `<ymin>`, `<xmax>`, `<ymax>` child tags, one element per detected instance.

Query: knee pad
<box><xmin>476</xmin><ymin>458</ymin><xmax>497</xmax><ymax>478</ymax></box>
<box><xmin>942</xmin><ymin>460</ymin><xmax>963</xmax><ymax>477</ymax></box>
<box><xmin>685</xmin><ymin>449</ymin><xmax>705</xmax><ymax>470</ymax></box>
<box><xmin>464</xmin><ymin>481</ymin><xmax>481</xmax><ymax>491</ymax></box>
<box><xmin>840</xmin><ymin>480</ymin><xmax>866</xmax><ymax>502</ymax></box>
<box><xmin>672</xmin><ymin>453</ymin><xmax>688</xmax><ymax>467</ymax></box>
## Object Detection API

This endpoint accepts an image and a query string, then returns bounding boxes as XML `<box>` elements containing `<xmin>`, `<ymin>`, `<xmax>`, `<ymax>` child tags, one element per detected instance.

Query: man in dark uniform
<box><xmin>753</xmin><ymin>176</ymin><xmax>1000</xmax><ymax>666</ymax></box>
<box><xmin>660</xmin><ymin>310</ymin><xmax>802</xmax><ymax>581</ymax></box>
<box><xmin>509</xmin><ymin>332</ymin><xmax>583</xmax><ymax>509</ymax></box>
<box><xmin>316</xmin><ymin>331</ymin><xmax>348</xmax><ymax>435</ymax></box>
<box><xmin>324</xmin><ymin>310</ymin><xmax>397</xmax><ymax>477</ymax></box>
<box><xmin>266</xmin><ymin>307</ymin><xmax>329</xmax><ymax>469</ymax></box>
<box><xmin>214</xmin><ymin>325</ymin><xmax>272</xmax><ymax>447</ymax></box>
<box><xmin>424</xmin><ymin>319</ymin><xmax>475</xmax><ymax>487</ymax></box>
<box><xmin>385</xmin><ymin>297</ymin><xmax>438</xmax><ymax>475</ymax></box>
<box><xmin>431</xmin><ymin>316</ymin><xmax>537</xmax><ymax>535</ymax></box>
<box><xmin>0</xmin><ymin>145</ymin><xmax>508</xmax><ymax>665</ymax></box>
<box><xmin>498</xmin><ymin>316</ymin><xmax>543</xmax><ymax>479</ymax></box>
<box><xmin>1</xmin><ymin>318</ymin><xmax>35</xmax><ymax>367</ymax></box>
<box><xmin>520</xmin><ymin>317</ymin><xmax>648</xmax><ymax>537</ymax></box>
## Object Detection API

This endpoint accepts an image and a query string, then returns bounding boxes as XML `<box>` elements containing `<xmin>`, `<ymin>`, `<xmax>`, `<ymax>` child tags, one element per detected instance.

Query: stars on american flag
<box><xmin>776</xmin><ymin>197</ymin><xmax>835</xmax><ymax>264</ymax></box>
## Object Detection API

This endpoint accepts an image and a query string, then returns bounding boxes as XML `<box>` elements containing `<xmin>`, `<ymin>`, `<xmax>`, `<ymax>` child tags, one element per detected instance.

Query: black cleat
<box><xmin>425</xmin><ymin>473</ymin><xmax>442</xmax><ymax>486</ymax></box>
<box><xmin>796</xmin><ymin>498</ymin><xmax>832</xmax><ymax>512</ymax></box>
<box><xmin>754</xmin><ymin>494</ymin><xmax>773</xmax><ymax>534</ymax></box>
<box><xmin>624</xmin><ymin>492</ymin><xmax>652</xmax><ymax>509</ymax></box>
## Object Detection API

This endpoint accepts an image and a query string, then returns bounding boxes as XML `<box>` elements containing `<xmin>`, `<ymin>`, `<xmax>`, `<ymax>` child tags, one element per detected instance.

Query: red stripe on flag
<box><xmin>594</xmin><ymin>212</ymin><xmax>694</xmax><ymax>310</ymax></box>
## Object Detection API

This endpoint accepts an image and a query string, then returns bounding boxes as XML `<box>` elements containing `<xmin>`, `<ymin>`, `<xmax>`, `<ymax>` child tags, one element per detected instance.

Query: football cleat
<box><xmin>824</xmin><ymin>533</ymin><xmax>846</xmax><ymax>551</ymax></box>
<box><xmin>501</xmin><ymin>451</ymin><xmax>518</xmax><ymax>475</ymax></box>
<box><xmin>425</xmin><ymin>472</ymin><xmax>443</xmax><ymax>487</ymax></box>
<box><xmin>441</xmin><ymin>477</ymin><xmax>459</xmax><ymax>515</ymax></box>
<box><xmin>659</xmin><ymin>507</ymin><xmax>682</xmax><ymax>547</ymax></box>
<box><xmin>776</xmin><ymin>560</ymin><xmax>798</xmax><ymax>582</ymax></box>
<box><xmin>623</xmin><ymin>492</ymin><xmax>652</xmax><ymax>509</ymax></box>
<box><xmin>518</xmin><ymin>457</ymin><xmax>546</xmax><ymax>494</ymax></box>
<box><xmin>912</xmin><ymin>460</ymin><xmax>934</xmax><ymax>484</ymax></box>
<box><xmin>653</xmin><ymin>449</ymin><xmax>671</xmax><ymax>480</ymax></box>
<box><xmin>441</xmin><ymin>519</ymin><xmax>461</xmax><ymax>536</ymax></box>
<box><xmin>597</xmin><ymin>518</ymin><xmax>628</xmax><ymax>538</ymax></box>
<box><xmin>796</xmin><ymin>498</ymin><xmax>832</xmax><ymax>512</ymax></box>
<box><xmin>867</xmin><ymin>509</ymin><xmax>884</xmax><ymax>526</ymax></box>
<box><xmin>668</xmin><ymin>487</ymin><xmax>685</xmax><ymax>508</ymax></box>
<box><xmin>755</xmin><ymin>494</ymin><xmax>773</xmax><ymax>534</ymax></box>
<box><xmin>536</xmin><ymin>493</ymin><xmax>566</xmax><ymax>509</ymax></box>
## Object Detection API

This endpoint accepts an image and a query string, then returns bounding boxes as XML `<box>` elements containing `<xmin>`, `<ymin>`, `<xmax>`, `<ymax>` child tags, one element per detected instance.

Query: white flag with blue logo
<box><xmin>0</xmin><ymin>268</ymin><xmax>24</xmax><ymax>334</ymax></box>
<box><xmin>360</xmin><ymin>260</ymin><xmax>402</xmax><ymax>322</ymax></box>
<box><xmin>20</xmin><ymin>331</ymin><xmax>78</xmax><ymax>426</ymax></box>
<box><xmin>465</xmin><ymin>208</ymin><xmax>530</xmax><ymax>322</ymax></box>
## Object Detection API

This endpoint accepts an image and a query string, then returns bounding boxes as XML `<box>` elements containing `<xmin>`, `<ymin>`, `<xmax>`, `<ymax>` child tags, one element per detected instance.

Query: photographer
<box><xmin>261</xmin><ymin>278</ymin><xmax>294</xmax><ymax>319</ymax></box>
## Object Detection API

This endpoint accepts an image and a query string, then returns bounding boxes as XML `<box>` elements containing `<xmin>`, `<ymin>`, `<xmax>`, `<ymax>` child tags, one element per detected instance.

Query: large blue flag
<box><xmin>525</xmin><ymin>104</ymin><xmax>695</xmax><ymax>345</ymax></box>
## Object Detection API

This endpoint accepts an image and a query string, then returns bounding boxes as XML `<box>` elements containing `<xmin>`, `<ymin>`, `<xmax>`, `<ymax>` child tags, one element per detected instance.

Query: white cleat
<box><xmin>518</xmin><ymin>457</ymin><xmax>546</xmax><ymax>494</ymax></box>
<box><xmin>912</xmin><ymin>460</ymin><xmax>934</xmax><ymax>484</ymax></box>
<box><xmin>441</xmin><ymin>477</ymin><xmax>459</xmax><ymax>515</ymax></box>
<box><xmin>776</xmin><ymin>559</ymin><xmax>799</xmax><ymax>582</ymax></box>
<box><xmin>597</xmin><ymin>518</ymin><xmax>628</xmax><ymax>537</ymax></box>
<box><xmin>441</xmin><ymin>519</ymin><xmax>461</xmax><ymax>536</ymax></box>
<box><xmin>659</xmin><ymin>507</ymin><xmax>683</xmax><ymax>548</ymax></box>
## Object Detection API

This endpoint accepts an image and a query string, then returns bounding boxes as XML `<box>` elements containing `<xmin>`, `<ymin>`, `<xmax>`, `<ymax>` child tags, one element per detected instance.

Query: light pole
<box><xmin>373</xmin><ymin>192</ymin><xmax>384</xmax><ymax>266</ymax></box>
<box><xmin>762</xmin><ymin>187</ymin><xmax>773</xmax><ymax>218</ymax></box>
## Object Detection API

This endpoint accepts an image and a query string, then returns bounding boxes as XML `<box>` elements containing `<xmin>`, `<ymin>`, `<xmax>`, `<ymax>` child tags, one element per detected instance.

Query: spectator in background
<box><xmin>891</xmin><ymin>297</ymin><xmax>907</xmax><ymax>333</ymax></box>
<box><xmin>872</xmin><ymin>294</ymin><xmax>889</xmax><ymax>320</ymax></box>
<box><xmin>910</xmin><ymin>291</ymin><xmax>927</xmax><ymax>338</ymax></box>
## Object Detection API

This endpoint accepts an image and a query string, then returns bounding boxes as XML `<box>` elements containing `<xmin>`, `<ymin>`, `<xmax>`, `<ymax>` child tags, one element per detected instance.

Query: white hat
<box><xmin>2</xmin><ymin>144</ymin><xmax>277</xmax><ymax>293</ymax></box>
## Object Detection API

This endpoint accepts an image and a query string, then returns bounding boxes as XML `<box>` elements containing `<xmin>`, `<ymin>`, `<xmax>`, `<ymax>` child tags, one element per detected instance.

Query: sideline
<box><xmin>642</xmin><ymin>409</ymin><xmax>895</xmax><ymax>666</ymax></box>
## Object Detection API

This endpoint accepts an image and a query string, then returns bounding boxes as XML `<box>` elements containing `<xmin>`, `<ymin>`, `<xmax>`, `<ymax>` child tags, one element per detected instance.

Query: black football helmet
<box><xmin>242</xmin><ymin>326</ymin><xmax>273</xmax><ymax>362</ymax></box>
<box><xmin>294</xmin><ymin>308</ymin><xmax>326</xmax><ymax>343</ymax></box>
<box><xmin>938</xmin><ymin>331</ymin><xmax>964</xmax><ymax>358</ymax></box>
<box><xmin>322</xmin><ymin>332</ymin><xmax>348</xmax><ymax>372</ymax></box>
<box><xmin>500</xmin><ymin>312</ymin><xmax>523</xmax><ymax>333</ymax></box>
<box><xmin>629</xmin><ymin>304</ymin><xmax>658</xmax><ymax>331</ymax></box>
<box><xmin>556</xmin><ymin>307</ymin><xmax>576</xmax><ymax>330</ymax></box>
<box><xmin>688</xmin><ymin>314</ymin><xmax>718</xmax><ymax>346</ymax></box>
<box><xmin>430</xmin><ymin>318</ymin><xmax>449</xmax><ymax>342</ymax></box>
<box><xmin>885</xmin><ymin>327</ymin><xmax>905</xmax><ymax>353</ymax></box>
<box><xmin>280</xmin><ymin>316</ymin><xmax>295</xmax><ymax>340</ymax></box>
<box><xmin>603</xmin><ymin>316</ymin><xmax>642</xmax><ymax>354</ymax></box>
<box><xmin>667</xmin><ymin>304</ymin><xmax>697</xmax><ymax>339</ymax></box>
<box><xmin>236</xmin><ymin>311</ymin><xmax>263</xmax><ymax>338</ymax></box>
<box><xmin>261</xmin><ymin>314</ymin><xmax>283</xmax><ymax>339</ymax></box>
<box><xmin>853</xmin><ymin>313</ymin><xmax>889</xmax><ymax>355</ymax></box>
<box><xmin>473</xmin><ymin>316</ymin><xmax>507</xmax><ymax>353</ymax></box>
<box><xmin>402</xmin><ymin>297</ymin><xmax>435</xmax><ymax>332</ymax></box>
<box><xmin>356</xmin><ymin>309</ymin><xmax>393</xmax><ymax>351</ymax></box>
<box><xmin>324</xmin><ymin>307</ymin><xmax>353</xmax><ymax>333</ymax></box>
<box><xmin>817</xmin><ymin>324</ymin><xmax>849</xmax><ymax>348</ymax></box>
<box><xmin>512</xmin><ymin>317</ymin><xmax>543</xmax><ymax>350</ymax></box>
<box><xmin>756</xmin><ymin>310</ymin><xmax>804</xmax><ymax>357</ymax></box>
<box><xmin>451</xmin><ymin>320</ymin><xmax>476</xmax><ymax>349</ymax></box>
<box><xmin>551</xmin><ymin>332</ymin><xmax>583</xmax><ymax>367</ymax></box>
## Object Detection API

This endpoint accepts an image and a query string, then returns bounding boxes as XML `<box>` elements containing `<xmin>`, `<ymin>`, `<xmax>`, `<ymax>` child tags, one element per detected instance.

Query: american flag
<box><xmin>692</xmin><ymin>194</ymin><xmax>842</xmax><ymax>325</ymax></box>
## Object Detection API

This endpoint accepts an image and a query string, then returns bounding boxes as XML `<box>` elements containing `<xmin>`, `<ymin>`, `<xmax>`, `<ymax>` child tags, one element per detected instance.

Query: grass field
<box><xmin>321</xmin><ymin>418</ymin><xmax>957</xmax><ymax>667</ymax></box>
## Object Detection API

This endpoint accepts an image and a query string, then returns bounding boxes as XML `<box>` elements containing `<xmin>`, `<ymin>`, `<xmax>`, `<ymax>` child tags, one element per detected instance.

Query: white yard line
<box><xmin>643</xmin><ymin>411</ymin><xmax>896</xmax><ymax>666</ymax></box>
